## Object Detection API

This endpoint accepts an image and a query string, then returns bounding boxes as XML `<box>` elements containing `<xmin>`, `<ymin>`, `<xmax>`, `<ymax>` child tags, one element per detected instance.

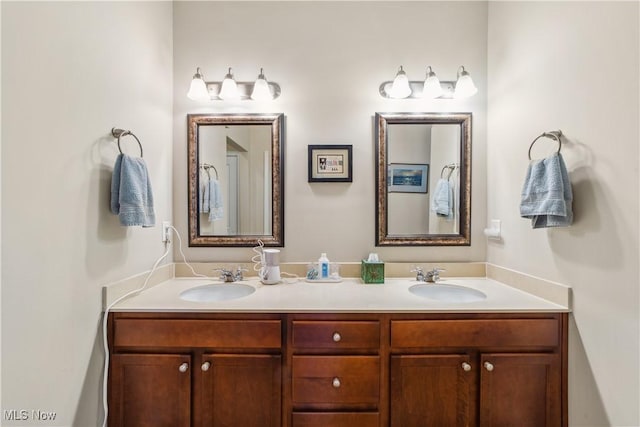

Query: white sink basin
<box><xmin>179</xmin><ymin>283</ymin><xmax>255</xmax><ymax>302</ymax></box>
<box><xmin>409</xmin><ymin>283</ymin><xmax>487</xmax><ymax>303</ymax></box>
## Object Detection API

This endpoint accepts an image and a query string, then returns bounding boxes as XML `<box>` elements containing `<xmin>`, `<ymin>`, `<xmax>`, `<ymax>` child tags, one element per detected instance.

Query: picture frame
<box><xmin>308</xmin><ymin>145</ymin><xmax>353</xmax><ymax>182</ymax></box>
<box><xmin>388</xmin><ymin>163</ymin><xmax>429</xmax><ymax>193</ymax></box>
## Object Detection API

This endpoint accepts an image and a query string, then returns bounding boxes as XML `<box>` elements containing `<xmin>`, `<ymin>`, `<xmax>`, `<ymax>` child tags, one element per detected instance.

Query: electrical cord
<box><xmin>100</xmin><ymin>225</ymin><xmax>212</xmax><ymax>427</ymax></box>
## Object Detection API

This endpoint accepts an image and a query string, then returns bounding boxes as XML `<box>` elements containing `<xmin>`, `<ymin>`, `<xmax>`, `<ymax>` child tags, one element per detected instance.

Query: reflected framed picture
<box><xmin>388</xmin><ymin>163</ymin><xmax>429</xmax><ymax>193</ymax></box>
<box><xmin>308</xmin><ymin>144</ymin><xmax>353</xmax><ymax>182</ymax></box>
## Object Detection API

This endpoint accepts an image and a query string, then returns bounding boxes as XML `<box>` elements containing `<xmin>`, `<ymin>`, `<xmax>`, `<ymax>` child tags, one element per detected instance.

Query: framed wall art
<box><xmin>388</xmin><ymin>163</ymin><xmax>429</xmax><ymax>193</ymax></box>
<box><xmin>308</xmin><ymin>145</ymin><xmax>353</xmax><ymax>182</ymax></box>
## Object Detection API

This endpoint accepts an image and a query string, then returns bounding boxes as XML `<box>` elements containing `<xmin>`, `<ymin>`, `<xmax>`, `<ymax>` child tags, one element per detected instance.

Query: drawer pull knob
<box><xmin>332</xmin><ymin>332</ymin><xmax>342</xmax><ymax>342</ymax></box>
<box><xmin>462</xmin><ymin>362</ymin><xmax>472</xmax><ymax>372</ymax></box>
<box><xmin>332</xmin><ymin>377</ymin><xmax>341</xmax><ymax>388</ymax></box>
<box><xmin>178</xmin><ymin>362</ymin><xmax>189</xmax><ymax>373</ymax></box>
<box><xmin>484</xmin><ymin>362</ymin><xmax>494</xmax><ymax>372</ymax></box>
<box><xmin>201</xmin><ymin>362</ymin><xmax>211</xmax><ymax>372</ymax></box>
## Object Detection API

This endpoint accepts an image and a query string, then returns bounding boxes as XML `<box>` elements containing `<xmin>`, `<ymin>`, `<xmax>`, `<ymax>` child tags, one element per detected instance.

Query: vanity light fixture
<box><xmin>388</xmin><ymin>66</ymin><xmax>412</xmax><ymax>99</ymax></box>
<box><xmin>186</xmin><ymin>67</ymin><xmax>210</xmax><ymax>101</ymax></box>
<box><xmin>186</xmin><ymin>67</ymin><xmax>281</xmax><ymax>101</ymax></box>
<box><xmin>250</xmin><ymin>68</ymin><xmax>273</xmax><ymax>101</ymax></box>
<box><xmin>379</xmin><ymin>65</ymin><xmax>478</xmax><ymax>99</ymax></box>
<box><xmin>422</xmin><ymin>66</ymin><xmax>443</xmax><ymax>99</ymax></box>
<box><xmin>453</xmin><ymin>66</ymin><xmax>478</xmax><ymax>99</ymax></box>
<box><xmin>219</xmin><ymin>68</ymin><xmax>240</xmax><ymax>100</ymax></box>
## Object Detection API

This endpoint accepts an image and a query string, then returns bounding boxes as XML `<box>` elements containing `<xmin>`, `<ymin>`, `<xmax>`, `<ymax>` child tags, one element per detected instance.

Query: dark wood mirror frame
<box><xmin>375</xmin><ymin>112</ymin><xmax>472</xmax><ymax>246</ymax></box>
<box><xmin>187</xmin><ymin>113</ymin><xmax>284</xmax><ymax>247</ymax></box>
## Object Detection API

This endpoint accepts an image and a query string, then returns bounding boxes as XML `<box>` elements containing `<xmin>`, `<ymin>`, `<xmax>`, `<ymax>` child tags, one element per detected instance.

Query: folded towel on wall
<box><xmin>110</xmin><ymin>154</ymin><xmax>155</xmax><ymax>227</ymax></box>
<box><xmin>520</xmin><ymin>152</ymin><xmax>573</xmax><ymax>228</ymax></box>
<box><xmin>431</xmin><ymin>178</ymin><xmax>452</xmax><ymax>217</ymax></box>
<box><xmin>200</xmin><ymin>173</ymin><xmax>210</xmax><ymax>214</ymax></box>
<box><xmin>208</xmin><ymin>179</ymin><xmax>224</xmax><ymax>222</ymax></box>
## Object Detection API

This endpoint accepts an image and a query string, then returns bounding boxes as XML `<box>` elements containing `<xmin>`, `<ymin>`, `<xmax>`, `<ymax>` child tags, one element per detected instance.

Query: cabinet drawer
<box><xmin>292</xmin><ymin>356</ymin><xmax>380</xmax><ymax>408</ymax></box>
<box><xmin>391</xmin><ymin>319</ymin><xmax>559</xmax><ymax>349</ymax></box>
<box><xmin>292</xmin><ymin>412</ymin><xmax>379</xmax><ymax>427</ymax></box>
<box><xmin>113</xmin><ymin>319</ymin><xmax>281</xmax><ymax>349</ymax></box>
<box><xmin>292</xmin><ymin>321</ymin><xmax>380</xmax><ymax>350</ymax></box>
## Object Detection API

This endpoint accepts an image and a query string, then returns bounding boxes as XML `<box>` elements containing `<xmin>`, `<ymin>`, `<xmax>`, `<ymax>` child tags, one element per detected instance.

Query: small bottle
<box><xmin>318</xmin><ymin>253</ymin><xmax>330</xmax><ymax>279</ymax></box>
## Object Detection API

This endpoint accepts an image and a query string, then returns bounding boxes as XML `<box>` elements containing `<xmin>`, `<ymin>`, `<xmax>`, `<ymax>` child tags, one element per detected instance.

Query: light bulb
<box><xmin>251</xmin><ymin>68</ymin><xmax>273</xmax><ymax>101</ymax></box>
<box><xmin>422</xmin><ymin>66</ymin><xmax>443</xmax><ymax>99</ymax></box>
<box><xmin>389</xmin><ymin>66</ymin><xmax>412</xmax><ymax>99</ymax></box>
<box><xmin>454</xmin><ymin>66</ymin><xmax>478</xmax><ymax>98</ymax></box>
<box><xmin>219</xmin><ymin>68</ymin><xmax>240</xmax><ymax>100</ymax></box>
<box><xmin>186</xmin><ymin>67</ymin><xmax>210</xmax><ymax>101</ymax></box>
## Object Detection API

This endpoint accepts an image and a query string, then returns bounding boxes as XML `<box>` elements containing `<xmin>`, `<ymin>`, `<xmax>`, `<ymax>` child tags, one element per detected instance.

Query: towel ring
<box><xmin>528</xmin><ymin>130</ymin><xmax>562</xmax><ymax>160</ymax></box>
<box><xmin>112</xmin><ymin>128</ymin><xmax>143</xmax><ymax>158</ymax></box>
<box><xmin>440</xmin><ymin>164</ymin><xmax>457</xmax><ymax>179</ymax></box>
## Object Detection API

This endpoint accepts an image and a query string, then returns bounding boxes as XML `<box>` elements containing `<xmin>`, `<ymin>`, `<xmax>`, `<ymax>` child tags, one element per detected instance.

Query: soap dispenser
<box><xmin>318</xmin><ymin>253</ymin><xmax>330</xmax><ymax>279</ymax></box>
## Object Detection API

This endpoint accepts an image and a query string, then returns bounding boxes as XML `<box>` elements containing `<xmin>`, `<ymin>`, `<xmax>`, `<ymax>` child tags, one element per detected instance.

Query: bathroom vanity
<box><xmin>107</xmin><ymin>278</ymin><xmax>568</xmax><ymax>427</ymax></box>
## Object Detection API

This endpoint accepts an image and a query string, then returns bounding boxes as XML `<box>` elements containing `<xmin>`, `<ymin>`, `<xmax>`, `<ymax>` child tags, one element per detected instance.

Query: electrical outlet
<box><xmin>162</xmin><ymin>221</ymin><xmax>171</xmax><ymax>243</ymax></box>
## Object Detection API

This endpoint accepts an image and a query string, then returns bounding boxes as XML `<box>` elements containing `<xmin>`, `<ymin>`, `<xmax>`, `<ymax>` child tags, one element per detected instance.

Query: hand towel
<box><xmin>520</xmin><ymin>152</ymin><xmax>573</xmax><ymax>228</ymax></box>
<box><xmin>431</xmin><ymin>178</ymin><xmax>452</xmax><ymax>217</ymax></box>
<box><xmin>208</xmin><ymin>179</ymin><xmax>224</xmax><ymax>222</ymax></box>
<box><xmin>110</xmin><ymin>154</ymin><xmax>155</xmax><ymax>227</ymax></box>
<box><xmin>200</xmin><ymin>172</ymin><xmax>210</xmax><ymax>214</ymax></box>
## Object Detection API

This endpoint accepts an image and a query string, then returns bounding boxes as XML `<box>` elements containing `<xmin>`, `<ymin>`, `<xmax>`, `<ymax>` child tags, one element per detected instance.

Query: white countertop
<box><xmin>110</xmin><ymin>277</ymin><xmax>569</xmax><ymax>313</ymax></box>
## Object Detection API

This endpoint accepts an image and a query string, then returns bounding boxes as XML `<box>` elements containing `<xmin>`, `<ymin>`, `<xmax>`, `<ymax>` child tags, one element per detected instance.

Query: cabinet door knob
<box><xmin>462</xmin><ymin>362</ymin><xmax>472</xmax><ymax>372</ymax></box>
<box><xmin>201</xmin><ymin>361</ymin><xmax>211</xmax><ymax>372</ymax></box>
<box><xmin>178</xmin><ymin>362</ymin><xmax>189</xmax><ymax>373</ymax></box>
<box><xmin>332</xmin><ymin>377</ymin><xmax>341</xmax><ymax>388</ymax></box>
<box><xmin>484</xmin><ymin>361</ymin><xmax>494</xmax><ymax>372</ymax></box>
<box><xmin>332</xmin><ymin>332</ymin><xmax>342</xmax><ymax>342</ymax></box>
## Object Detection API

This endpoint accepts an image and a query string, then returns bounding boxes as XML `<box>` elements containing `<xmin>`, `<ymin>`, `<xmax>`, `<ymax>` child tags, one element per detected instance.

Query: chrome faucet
<box><xmin>424</xmin><ymin>268</ymin><xmax>445</xmax><ymax>283</ymax></box>
<box><xmin>216</xmin><ymin>266</ymin><xmax>247</xmax><ymax>282</ymax></box>
<box><xmin>411</xmin><ymin>267</ymin><xmax>426</xmax><ymax>282</ymax></box>
<box><xmin>411</xmin><ymin>267</ymin><xmax>445</xmax><ymax>283</ymax></box>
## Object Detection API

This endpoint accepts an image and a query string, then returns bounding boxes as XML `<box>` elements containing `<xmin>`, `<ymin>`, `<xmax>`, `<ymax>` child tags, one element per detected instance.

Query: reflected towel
<box><xmin>110</xmin><ymin>154</ymin><xmax>155</xmax><ymax>227</ymax></box>
<box><xmin>431</xmin><ymin>178</ymin><xmax>452</xmax><ymax>217</ymax></box>
<box><xmin>520</xmin><ymin>152</ymin><xmax>573</xmax><ymax>228</ymax></box>
<box><xmin>209</xmin><ymin>179</ymin><xmax>223</xmax><ymax>221</ymax></box>
<box><xmin>200</xmin><ymin>172</ymin><xmax>210</xmax><ymax>213</ymax></box>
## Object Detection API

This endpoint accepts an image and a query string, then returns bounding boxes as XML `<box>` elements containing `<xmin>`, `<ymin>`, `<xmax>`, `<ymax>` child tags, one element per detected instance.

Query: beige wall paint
<box><xmin>1</xmin><ymin>2</ymin><xmax>173</xmax><ymax>425</ymax></box>
<box><xmin>487</xmin><ymin>2</ymin><xmax>639</xmax><ymax>425</ymax></box>
<box><xmin>173</xmin><ymin>1</ymin><xmax>488</xmax><ymax>263</ymax></box>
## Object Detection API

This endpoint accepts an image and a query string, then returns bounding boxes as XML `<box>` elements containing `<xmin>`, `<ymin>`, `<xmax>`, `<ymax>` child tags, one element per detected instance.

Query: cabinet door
<box><xmin>390</xmin><ymin>354</ymin><xmax>474</xmax><ymax>427</ymax></box>
<box><xmin>109</xmin><ymin>353</ymin><xmax>191</xmax><ymax>427</ymax></box>
<box><xmin>480</xmin><ymin>353</ymin><xmax>561</xmax><ymax>427</ymax></box>
<box><xmin>201</xmin><ymin>354</ymin><xmax>281</xmax><ymax>427</ymax></box>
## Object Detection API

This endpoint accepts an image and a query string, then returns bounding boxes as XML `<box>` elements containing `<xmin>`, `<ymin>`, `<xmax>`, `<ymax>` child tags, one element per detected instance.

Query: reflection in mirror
<box><xmin>375</xmin><ymin>112</ymin><xmax>471</xmax><ymax>246</ymax></box>
<box><xmin>188</xmin><ymin>113</ymin><xmax>284</xmax><ymax>246</ymax></box>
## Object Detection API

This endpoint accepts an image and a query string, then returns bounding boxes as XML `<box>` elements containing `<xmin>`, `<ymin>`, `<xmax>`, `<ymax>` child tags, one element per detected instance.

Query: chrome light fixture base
<box><xmin>379</xmin><ymin>80</ymin><xmax>456</xmax><ymax>99</ymax></box>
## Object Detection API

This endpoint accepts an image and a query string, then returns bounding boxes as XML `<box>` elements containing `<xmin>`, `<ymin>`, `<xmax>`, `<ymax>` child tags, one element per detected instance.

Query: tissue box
<box><xmin>361</xmin><ymin>260</ymin><xmax>385</xmax><ymax>284</ymax></box>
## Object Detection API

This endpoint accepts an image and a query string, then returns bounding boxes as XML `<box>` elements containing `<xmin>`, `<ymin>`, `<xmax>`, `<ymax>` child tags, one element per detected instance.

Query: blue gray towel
<box><xmin>110</xmin><ymin>154</ymin><xmax>155</xmax><ymax>227</ymax></box>
<box><xmin>208</xmin><ymin>179</ymin><xmax>224</xmax><ymax>221</ymax></box>
<box><xmin>520</xmin><ymin>152</ymin><xmax>573</xmax><ymax>228</ymax></box>
<box><xmin>200</xmin><ymin>173</ymin><xmax>210</xmax><ymax>214</ymax></box>
<box><xmin>431</xmin><ymin>178</ymin><xmax>452</xmax><ymax>217</ymax></box>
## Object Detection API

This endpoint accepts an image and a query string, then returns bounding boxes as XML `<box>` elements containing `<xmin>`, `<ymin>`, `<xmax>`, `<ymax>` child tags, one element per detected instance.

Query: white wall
<box><xmin>487</xmin><ymin>2</ymin><xmax>639</xmax><ymax>425</ymax></box>
<box><xmin>1</xmin><ymin>2</ymin><xmax>173</xmax><ymax>426</ymax></box>
<box><xmin>173</xmin><ymin>1</ymin><xmax>488</xmax><ymax>262</ymax></box>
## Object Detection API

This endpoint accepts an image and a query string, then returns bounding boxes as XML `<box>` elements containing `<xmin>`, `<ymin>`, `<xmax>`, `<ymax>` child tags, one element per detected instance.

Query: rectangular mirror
<box><xmin>375</xmin><ymin>112</ymin><xmax>471</xmax><ymax>246</ymax></box>
<box><xmin>188</xmin><ymin>113</ymin><xmax>284</xmax><ymax>246</ymax></box>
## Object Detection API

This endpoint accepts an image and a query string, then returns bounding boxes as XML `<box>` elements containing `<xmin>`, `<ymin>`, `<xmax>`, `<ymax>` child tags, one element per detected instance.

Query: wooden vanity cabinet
<box><xmin>109</xmin><ymin>312</ymin><xmax>567</xmax><ymax>427</ymax></box>
<box><xmin>108</xmin><ymin>313</ymin><xmax>282</xmax><ymax>427</ymax></box>
<box><xmin>288</xmin><ymin>316</ymin><xmax>383</xmax><ymax>427</ymax></box>
<box><xmin>110</xmin><ymin>353</ymin><xmax>191</xmax><ymax>427</ymax></box>
<box><xmin>389</xmin><ymin>314</ymin><xmax>566</xmax><ymax>427</ymax></box>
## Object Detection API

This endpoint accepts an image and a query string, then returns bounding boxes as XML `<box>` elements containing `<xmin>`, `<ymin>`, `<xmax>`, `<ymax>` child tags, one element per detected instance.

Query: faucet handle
<box><xmin>426</xmin><ymin>267</ymin><xmax>446</xmax><ymax>282</ymax></box>
<box><xmin>234</xmin><ymin>266</ymin><xmax>248</xmax><ymax>281</ymax></box>
<box><xmin>410</xmin><ymin>266</ymin><xmax>425</xmax><ymax>281</ymax></box>
<box><xmin>214</xmin><ymin>267</ymin><xmax>233</xmax><ymax>281</ymax></box>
